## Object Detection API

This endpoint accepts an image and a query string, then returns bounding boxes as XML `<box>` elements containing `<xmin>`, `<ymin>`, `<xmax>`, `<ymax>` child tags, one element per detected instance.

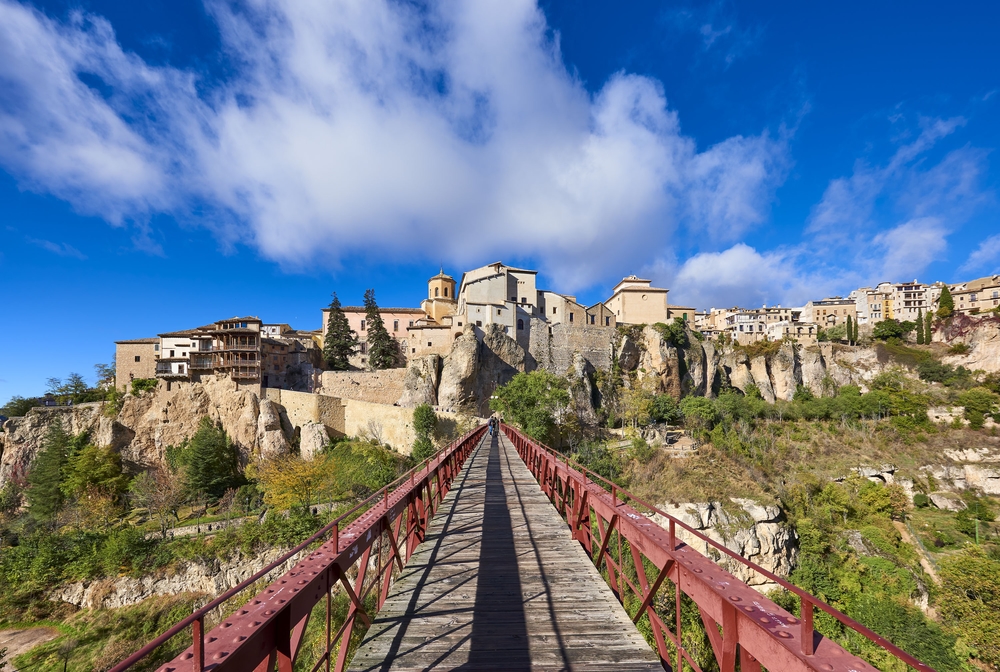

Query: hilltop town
<box><xmin>112</xmin><ymin>260</ymin><xmax>1000</xmax><ymax>397</ymax></box>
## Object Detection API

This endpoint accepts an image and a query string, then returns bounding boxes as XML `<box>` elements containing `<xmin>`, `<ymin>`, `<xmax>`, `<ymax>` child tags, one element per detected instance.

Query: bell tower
<box><xmin>422</xmin><ymin>269</ymin><xmax>457</xmax><ymax>323</ymax></box>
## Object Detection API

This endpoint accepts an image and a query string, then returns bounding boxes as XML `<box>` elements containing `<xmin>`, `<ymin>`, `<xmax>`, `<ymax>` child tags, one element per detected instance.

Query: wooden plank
<box><xmin>348</xmin><ymin>433</ymin><xmax>663</xmax><ymax>672</ymax></box>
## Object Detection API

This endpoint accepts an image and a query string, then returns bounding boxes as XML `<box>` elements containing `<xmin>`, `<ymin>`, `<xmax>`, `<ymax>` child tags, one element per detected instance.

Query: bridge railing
<box><xmin>110</xmin><ymin>423</ymin><xmax>488</xmax><ymax>672</ymax></box>
<box><xmin>502</xmin><ymin>424</ymin><xmax>932</xmax><ymax>672</ymax></box>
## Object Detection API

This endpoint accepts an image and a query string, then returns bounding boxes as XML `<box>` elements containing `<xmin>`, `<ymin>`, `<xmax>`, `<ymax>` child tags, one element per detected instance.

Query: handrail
<box><xmin>110</xmin><ymin>423</ymin><xmax>487</xmax><ymax>672</ymax></box>
<box><xmin>502</xmin><ymin>423</ymin><xmax>933</xmax><ymax>672</ymax></box>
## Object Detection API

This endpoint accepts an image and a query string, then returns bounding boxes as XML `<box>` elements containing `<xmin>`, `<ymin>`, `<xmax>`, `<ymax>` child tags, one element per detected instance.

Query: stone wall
<box><xmin>318</xmin><ymin>369</ymin><xmax>407</xmax><ymax>405</ymax></box>
<box><xmin>263</xmin><ymin>388</ymin><xmax>343</xmax><ymax>430</ymax></box>
<box><xmin>527</xmin><ymin>321</ymin><xmax>614</xmax><ymax>376</ymax></box>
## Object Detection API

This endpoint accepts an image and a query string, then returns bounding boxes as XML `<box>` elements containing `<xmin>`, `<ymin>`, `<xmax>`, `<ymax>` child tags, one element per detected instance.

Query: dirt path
<box><xmin>0</xmin><ymin>627</ymin><xmax>60</xmax><ymax>671</ymax></box>
<box><xmin>894</xmin><ymin>520</ymin><xmax>940</xmax><ymax>584</ymax></box>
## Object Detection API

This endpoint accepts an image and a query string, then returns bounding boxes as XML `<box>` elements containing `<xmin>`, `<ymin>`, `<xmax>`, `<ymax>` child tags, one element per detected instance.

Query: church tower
<box><xmin>422</xmin><ymin>269</ymin><xmax>457</xmax><ymax>324</ymax></box>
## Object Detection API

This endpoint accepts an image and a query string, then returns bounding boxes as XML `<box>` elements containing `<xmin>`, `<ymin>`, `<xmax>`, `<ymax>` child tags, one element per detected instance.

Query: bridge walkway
<box><xmin>348</xmin><ymin>431</ymin><xmax>662</xmax><ymax>671</ymax></box>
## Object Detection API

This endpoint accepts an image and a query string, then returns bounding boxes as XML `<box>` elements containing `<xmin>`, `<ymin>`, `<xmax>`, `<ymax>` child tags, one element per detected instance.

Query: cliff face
<box><xmin>0</xmin><ymin>376</ymin><xmax>292</xmax><ymax>489</ymax></box>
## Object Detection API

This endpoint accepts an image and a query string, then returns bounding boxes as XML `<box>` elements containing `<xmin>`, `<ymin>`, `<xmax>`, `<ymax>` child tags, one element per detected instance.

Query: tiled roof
<box><xmin>114</xmin><ymin>337</ymin><xmax>159</xmax><ymax>344</ymax></box>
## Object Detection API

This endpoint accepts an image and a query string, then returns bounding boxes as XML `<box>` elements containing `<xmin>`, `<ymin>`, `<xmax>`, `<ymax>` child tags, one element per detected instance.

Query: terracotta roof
<box><xmin>953</xmin><ymin>275</ymin><xmax>1000</xmax><ymax>293</ymax></box>
<box><xmin>114</xmin><ymin>337</ymin><xmax>159</xmax><ymax>344</ymax></box>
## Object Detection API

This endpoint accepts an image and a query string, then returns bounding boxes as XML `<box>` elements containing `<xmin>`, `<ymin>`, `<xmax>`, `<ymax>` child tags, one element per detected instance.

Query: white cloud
<box><xmin>26</xmin><ymin>237</ymin><xmax>87</xmax><ymax>259</ymax></box>
<box><xmin>662</xmin><ymin>243</ymin><xmax>851</xmax><ymax>310</ymax></box>
<box><xmin>961</xmin><ymin>233</ymin><xmax>1000</xmax><ymax>274</ymax></box>
<box><xmin>0</xmin><ymin>0</ymin><xmax>788</xmax><ymax>290</ymax></box>
<box><xmin>871</xmin><ymin>217</ymin><xmax>948</xmax><ymax>281</ymax></box>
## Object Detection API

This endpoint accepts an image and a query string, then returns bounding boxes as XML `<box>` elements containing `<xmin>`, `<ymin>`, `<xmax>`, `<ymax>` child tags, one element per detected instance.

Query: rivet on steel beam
<box><xmin>729</xmin><ymin>595</ymin><xmax>741</xmax><ymax>601</ymax></box>
<box><xmin>223</xmin><ymin>622</ymin><xmax>232</xmax><ymax>628</ymax></box>
<box><xmin>181</xmin><ymin>653</ymin><xmax>193</xmax><ymax>660</ymax></box>
<box><xmin>213</xmin><ymin>651</ymin><xmax>228</xmax><ymax>659</ymax></box>
<box><xmin>787</xmin><ymin>617</ymin><xmax>799</xmax><ymax>624</ymax></box>
<box><xmin>778</xmin><ymin>631</ymin><xmax>792</xmax><ymax>639</ymax></box>
<box><xmin>207</xmin><ymin>637</ymin><xmax>217</xmax><ymax>643</ymax></box>
<box><xmin>820</xmin><ymin>665</ymin><xmax>834</xmax><ymax>671</ymax></box>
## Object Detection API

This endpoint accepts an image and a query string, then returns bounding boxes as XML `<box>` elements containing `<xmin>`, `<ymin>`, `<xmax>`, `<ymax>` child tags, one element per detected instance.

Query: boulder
<box><xmin>257</xmin><ymin>399</ymin><xmax>291</xmax><ymax>459</ymax></box>
<box><xmin>770</xmin><ymin>343</ymin><xmax>800</xmax><ymax>401</ymax></box>
<box><xmin>566</xmin><ymin>352</ymin><xmax>598</xmax><ymax>425</ymax></box>
<box><xmin>929</xmin><ymin>492</ymin><xmax>966</xmax><ymax>511</ymax></box>
<box><xmin>749</xmin><ymin>356</ymin><xmax>776</xmax><ymax>403</ymax></box>
<box><xmin>299</xmin><ymin>422</ymin><xmax>331</xmax><ymax>461</ymax></box>
<box><xmin>475</xmin><ymin>324</ymin><xmax>526</xmax><ymax>415</ymax></box>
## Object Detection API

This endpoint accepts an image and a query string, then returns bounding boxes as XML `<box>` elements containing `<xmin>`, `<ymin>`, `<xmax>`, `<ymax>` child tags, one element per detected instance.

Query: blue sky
<box><xmin>1</xmin><ymin>0</ymin><xmax>998</xmax><ymax>401</ymax></box>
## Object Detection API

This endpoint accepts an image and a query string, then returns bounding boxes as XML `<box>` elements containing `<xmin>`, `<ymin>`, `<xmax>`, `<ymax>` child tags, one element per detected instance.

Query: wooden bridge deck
<box><xmin>348</xmin><ymin>432</ymin><xmax>663</xmax><ymax>672</ymax></box>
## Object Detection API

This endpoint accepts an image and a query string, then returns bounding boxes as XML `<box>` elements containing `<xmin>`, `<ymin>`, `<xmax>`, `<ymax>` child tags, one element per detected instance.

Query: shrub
<box><xmin>913</xmin><ymin>493</ymin><xmax>930</xmax><ymax>508</ymax></box>
<box><xmin>947</xmin><ymin>343</ymin><xmax>970</xmax><ymax>355</ymax></box>
<box><xmin>130</xmin><ymin>378</ymin><xmax>158</xmax><ymax>395</ymax></box>
<box><xmin>680</xmin><ymin>396</ymin><xmax>718</xmax><ymax>430</ymax></box>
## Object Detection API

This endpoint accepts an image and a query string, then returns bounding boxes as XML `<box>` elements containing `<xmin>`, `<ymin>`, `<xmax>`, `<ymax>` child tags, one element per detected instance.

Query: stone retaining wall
<box><xmin>318</xmin><ymin>369</ymin><xmax>407</xmax><ymax>405</ymax></box>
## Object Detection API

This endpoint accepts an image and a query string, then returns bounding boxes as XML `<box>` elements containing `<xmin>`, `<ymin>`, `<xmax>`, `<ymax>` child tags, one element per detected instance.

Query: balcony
<box><xmin>155</xmin><ymin>363</ymin><xmax>188</xmax><ymax>378</ymax></box>
<box><xmin>190</xmin><ymin>356</ymin><xmax>215</xmax><ymax>370</ymax></box>
<box><xmin>218</xmin><ymin>344</ymin><xmax>259</xmax><ymax>351</ymax></box>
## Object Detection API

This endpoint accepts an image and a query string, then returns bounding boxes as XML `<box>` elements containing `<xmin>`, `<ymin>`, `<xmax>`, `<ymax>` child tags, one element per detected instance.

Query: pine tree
<box><xmin>323</xmin><ymin>292</ymin><xmax>358</xmax><ymax>371</ymax></box>
<box><xmin>26</xmin><ymin>420</ymin><xmax>70</xmax><ymax>522</ymax></box>
<box><xmin>364</xmin><ymin>289</ymin><xmax>398</xmax><ymax>370</ymax></box>
<box><xmin>938</xmin><ymin>286</ymin><xmax>955</xmax><ymax>319</ymax></box>
<box><xmin>846</xmin><ymin>315</ymin><xmax>854</xmax><ymax>345</ymax></box>
<box><xmin>185</xmin><ymin>418</ymin><xmax>243</xmax><ymax>501</ymax></box>
<box><xmin>916</xmin><ymin>308</ymin><xmax>925</xmax><ymax>345</ymax></box>
<box><xmin>925</xmin><ymin>311</ymin><xmax>934</xmax><ymax>344</ymax></box>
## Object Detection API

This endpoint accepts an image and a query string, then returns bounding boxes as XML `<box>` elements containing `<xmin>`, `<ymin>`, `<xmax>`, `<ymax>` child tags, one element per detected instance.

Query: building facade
<box><xmin>114</xmin><ymin>338</ymin><xmax>159</xmax><ymax>390</ymax></box>
<box><xmin>604</xmin><ymin>276</ymin><xmax>670</xmax><ymax>325</ymax></box>
<box><xmin>950</xmin><ymin>275</ymin><xmax>1000</xmax><ymax>315</ymax></box>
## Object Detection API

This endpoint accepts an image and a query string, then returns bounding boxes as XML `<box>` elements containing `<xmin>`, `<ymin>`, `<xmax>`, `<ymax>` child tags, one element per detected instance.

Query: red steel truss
<box><xmin>110</xmin><ymin>424</ymin><xmax>487</xmax><ymax>672</ymax></box>
<box><xmin>502</xmin><ymin>424</ymin><xmax>933</xmax><ymax>672</ymax></box>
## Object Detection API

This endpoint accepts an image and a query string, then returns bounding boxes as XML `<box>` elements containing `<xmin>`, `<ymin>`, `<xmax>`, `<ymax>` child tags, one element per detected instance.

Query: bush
<box><xmin>0</xmin><ymin>395</ymin><xmax>37</xmax><ymax>418</ymax></box>
<box><xmin>130</xmin><ymin>378</ymin><xmax>158</xmax><ymax>395</ymax></box>
<box><xmin>947</xmin><ymin>343</ymin><xmax>970</xmax><ymax>355</ymax></box>
<box><xmin>680</xmin><ymin>396</ymin><xmax>718</xmax><ymax>430</ymax></box>
<box><xmin>652</xmin><ymin>318</ymin><xmax>689</xmax><ymax>349</ymax></box>
<box><xmin>913</xmin><ymin>493</ymin><xmax>930</xmax><ymax>508</ymax></box>
<box><xmin>490</xmin><ymin>370</ymin><xmax>570</xmax><ymax>444</ymax></box>
<box><xmin>650</xmin><ymin>394</ymin><xmax>682</xmax><ymax>424</ymax></box>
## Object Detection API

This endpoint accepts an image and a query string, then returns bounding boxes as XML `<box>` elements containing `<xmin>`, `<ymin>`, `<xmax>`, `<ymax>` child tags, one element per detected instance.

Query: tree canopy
<box><xmin>411</xmin><ymin>404</ymin><xmax>438</xmax><ymax>462</ymax></box>
<box><xmin>937</xmin><ymin>285</ymin><xmax>954</xmax><ymax>319</ymax></box>
<box><xmin>490</xmin><ymin>370</ymin><xmax>570</xmax><ymax>444</ymax></box>
<box><xmin>170</xmin><ymin>418</ymin><xmax>244</xmax><ymax>501</ymax></box>
<box><xmin>364</xmin><ymin>289</ymin><xmax>398</xmax><ymax>370</ymax></box>
<box><xmin>323</xmin><ymin>292</ymin><xmax>358</xmax><ymax>371</ymax></box>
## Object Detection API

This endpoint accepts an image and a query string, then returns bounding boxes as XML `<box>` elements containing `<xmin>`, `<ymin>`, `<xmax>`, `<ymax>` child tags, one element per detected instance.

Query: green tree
<box><xmin>0</xmin><ymin>395</ymin><xmax>36</xmax><ymax>418</ymax></box>
<box><xmin>323</xmin><ymin>292</ymin><xmax>358</xmax><ymax>371</ymax></box>
<box><xmin>679</xmin><ymin>396</ymin><xmax>718</xmax><ymax>430</ymax></box>
<box><xmin>94</xmin><ymin>359</ymin><xmax>116</xmax><ymax>389</ymax></box>
<box><xmin>938</xmin><ymin>285</ymin><xmax>954</xmax><ymax>319</ymax></box>
<box><xmin>181</xmin><ymin>418</ymin><xmax>244</xmax><ymax>501</ymax></box>
<box><xmin>364</xmin><ymin>289</ymin><xmax>398</xmax><ymax>370</ymax></box>
<box><xmin>490</xmin><ymin>370</ymin><xmax>570</xmax><ymax>444</ymax></box>
<box><xmin>925</xmin><ymin>310</ymin><xmax>933</xmax><ymax>343</ymax></box>
<box><xmin>957</xmin><ymin>387</ymin><xmax>1000</xmax><ymax>429</ymax></box>
<box><xmin>915</xmin><ymin>308</ymin><xmax>925</xmax><ymax>344</ymax></box>
<box><xmin>872</xmin><ymin>319</ymin><xmax>905</xmax><ymax>341</ymax></box>
<box><xmin>412</xmin><ymin>404</ymin><xmax>438</xmax><ymax>462</ymax></box>
<box><xmin>60</xmin><ymin>444</ymin><xmax>129</xmax><ymax>502</ymax></box>
<box><xmin>25</xmin><ymin>420</ymin><xmax>71</xmax><ymax>522</ymax></box>
<box><xmin>846</xmin><ymin>315</ymin><xmax>854</xmax><ymax>345</ymax></box>
<box><xmin>650</xmin><ymin>394</ymin><xmax>682</xmax><ymax>424</ymax></box>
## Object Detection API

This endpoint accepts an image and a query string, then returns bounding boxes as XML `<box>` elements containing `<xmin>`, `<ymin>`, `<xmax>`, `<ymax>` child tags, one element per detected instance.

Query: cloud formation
<box><xmin>961</xmin><ymin>233</ymin><xmax>1000</xmax><ymax>274</ymax></box>
<box><xmin>0</xmin><ymin>0</ymin><xmax>788</xmax><ymax>291</ymax></box>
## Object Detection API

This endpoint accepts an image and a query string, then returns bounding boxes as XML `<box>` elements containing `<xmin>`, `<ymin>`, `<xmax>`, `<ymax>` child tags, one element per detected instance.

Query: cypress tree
<box><xmin>916</xmin><ymin>308</ymin><xmax>925</xmax><ymax>345</ymax></box>
<box><xmin>323</xmin><ymin>292</ymin><xmax>359</xmax><ymax>371</ymax></box>
<box><xmin>925</xmin><ymin>311</ymin><xmax>934</xmax><ymax>343</ymax></box>
<box><xmin>846</xmin><ymin>315</ymin><xmax>854</xmax><ymax>345</ymax></box>
<box><xmin>364</xmin><ymin>289</ymin><xmax>398</xmax><ymax>370</ymax></box>
<box><xmin>26</xmin><ymin>419</ymin><xmax>71</xmax><ymax>522</ymax></box>
<box><xmin>938</xmin><ymin>286</ymin><xmax>955</xmax><ymax>319</ymax></box>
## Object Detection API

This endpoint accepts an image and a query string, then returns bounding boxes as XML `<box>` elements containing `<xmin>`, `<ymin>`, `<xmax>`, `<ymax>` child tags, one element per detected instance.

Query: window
<box><xmin>590</xmin><ymin>315</ymin><xmax>595</xmax><ymax>324</ymax></box>
<box><xmin>971</xmin><ymin>294</ymin><xmax>978</xmax><ymax>302</ymax></box>
<box><xmin>361</xmin><ymin>320</ymin><xmax>366</xmax><ymax>331</ymax></box>
<box><xmin>605</xmin><ymin>317</ymin><xmax>610</xmax><ymax>326</ymax></box>
<box><xmin>393</xmin><ymin>320</ymin><xmax>399</xmax><ymax>332</ymax></box>
<box><xmin>517</xmin><ymin>319</ymin><xmax>524</xmax><ymax>330</ymax></box>
<box><xmin>154</xmin><ymin>344</ymin><xmax>159</xmax><ymax>352</ymax></box>
<box><xmin>409</xmin><ymin>320</ymin><xmax>414</xmax><ymax>327</ymax></box>
<box><xmin>476</xmin><ymin>320</ymin><xmax>482</xmax><ymax>327</ymax></box>
<box><xmin>444</xmin><ymin>287</ymin><xmax>449</xmax><ymax>297</ymax></box>
<box><xmin>569</xmin><ymin>313</ymin><xmax>574</xmax><ymax>323</ymax></box>
<box><xmin>179</xmin><ymin>364</ymin><xmax>185</xmax><ymax>374</ymax></box>
<box><xmin>361</xmin><ymin>342</ymin><xmax>368</xmax><ymax>354</ymax></box>
<box><xmin>457</xmin><ymin>321</ymin><xmax>463</xmax><ymax>326</ymax></box>
<box><xmin>993</xmin><ymin>291</ymin><xmax>998</xmax><ymax>299</ymax></box>
<box><xmin>412</xmin><ymin>348</ymin><xmax>416</xmax><ymax>354</ymax></box>
<box><xmin>521</xmin><ymin>297</ymin><xmax>527</xmax><ymax>304</ymax></box>
<box><xmin>428</xmin><ymin>341</ymin><xmax>432</xmax><ymax>347</ymax></box>
<box><xmin>553</xmin><ymin>307</ymin><xmax>557</xmax><ymax>314</ymax></box>
<box><xmin>170</xmin><ymin>350</ymin><xmax>175</xmax><ymax>357</ymax></box>
<box><xmin>511</xmin><ymin>296</ymin><xmax>517</xmax><ymax>301</ymax></box>
<box><xmin>435</xmin><ymin>288</ymin><xmax>439</xmax><ymax>297</ymax></box>
<box><xmin>135</xmin><ymin>355</ymin><xmax>141</xmax><ymax>362</ymax></box>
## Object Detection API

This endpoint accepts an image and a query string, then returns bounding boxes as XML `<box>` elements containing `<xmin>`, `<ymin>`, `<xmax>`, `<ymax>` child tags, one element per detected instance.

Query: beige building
<box><xmin>801</xmin><ymin>298</ymin><xmax>857</xmax><ymax>329</ymax></box>
<box><xmin>154</xmin><ymin>317</ymin><xmax>264</xmax><ymax>390</ymax></box>
<box><xmin>114</xmin><ymin>338</ymin><xmax>159</xmax><ymax>390</ymax></box>
<box><xmin>421</xmin><ymin>271</ymin><xmax>458</xmax><ymax>324</ymax></box>
<box><xmin>850</xmin><ymin>280</ymin><xmax>942</xmax><ymax>324</ymax></box>
<box><xmin>766</xmin><ymin>321</ymin><xmax>818</xmax><ymax>344</ymax></box>
<box><xmin>605</xmin><ymin>276</ymin><xmax>669</xmax><ymax>325</ymax></box>
<box><xmin>667</xmin><ymin>305</ymin><xmax>696</xmax><ymax>323</ymax></box>
<box><xmin>950</xmin><ymin>275</ymin><xmax>1000</xmax><ymax>315</ymax></box>
<box><xmin>321</xmin><ymin>306</ymin><xmax>424</xmax><ymax>368</ymax></box>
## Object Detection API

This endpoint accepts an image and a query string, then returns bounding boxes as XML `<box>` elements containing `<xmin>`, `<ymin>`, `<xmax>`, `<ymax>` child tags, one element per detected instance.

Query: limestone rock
<box><xmin>770</xmin><ymin>343</ymin><xmax>799</xmax><ymax>401</ymax></box>
<box><xmin>681</xmin><ymin>341</ymin><xmax>707</xmax><ymax>397</ymax></box>
<box><xmin>721</xmin><ymin>351</ymin><xmax>753</xmax><ymax>396</ymax></box>
<box><xmin>941</xmin><ymin>319</ymin><xmax>1000</xmax><ymax>374</ymax></box>
<box><xmin>799</xmin><ymin>346</ymin><xmax>827</xmax><ymax>396</ymax></box>
<box><xmin>652</xmin><ymin>499</ymin><xmax>797</xmax><ymax>591</ymax></box>
<box><xmin>398</xmin><ymin>355</ymin><xmax>441</xmax><ymax>407</ymax></box>
<box><xmin>475</xmin><ymin>324</ymin><xmax>526</xmax><ymax>415</ymax></box>
<box><xmin>617</xmin><ymin>333</ymin><xmax>641</xmax><ymax>371</ymax></box>
<box><xmin>437</xmin><ymin>326</ymin><xmax>480</xmax><ymax>412</ymax></box>
<box><xmin>299</xmin><ymin>422</ymin><xmax>331</xmax><ymax>461</ymax></box>
<box><xmin>749</xmin><ymin>356</ymin><xmax>776</xmax><ymax>403</ymax></box>
<box><xmin>929</xmin><ymin>492</ymin><xmax>966</xmax><ymax>511</ymax></box>
<box><xmin>0</xmin><ymin>403</ymin><xmax>105</xmax><ymax>486</ymax></box>
<box><xmin>639</xmin><ymin>326</ymin><xmax>682</xmax><ymax>397</ymax></box>
<box><xmin>257</xmin><ymin>399</ymin><xmax>291</xmax><ymax>459</ymax></box>
<box><xmin>566</xmin><ymin>352</ymin><xmax>598</xmax><ymax>424</ymax></box>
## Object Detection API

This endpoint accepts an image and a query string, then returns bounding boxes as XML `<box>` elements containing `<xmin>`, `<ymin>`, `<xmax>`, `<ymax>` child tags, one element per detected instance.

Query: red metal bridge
<box><xmin>112</xmin><ymin>424</ymin><xmax>932</xmax><ymax>672</ymax></box>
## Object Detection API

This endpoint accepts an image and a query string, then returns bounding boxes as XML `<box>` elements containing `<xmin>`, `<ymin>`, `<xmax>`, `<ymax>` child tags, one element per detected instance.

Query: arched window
<box><xmin>435</xmin><ymin>287</ymin><xmax>439</xmax><ymax>297</ymax></box>
<box><xmin>517</xmin><ymin>319</ymin><xmax>524</xmax><ymax>330</ymax></box>
<box><xmin>444</xmin><ymin>287</ymin><xmax>449</xmax><ymax>297</ymax></box>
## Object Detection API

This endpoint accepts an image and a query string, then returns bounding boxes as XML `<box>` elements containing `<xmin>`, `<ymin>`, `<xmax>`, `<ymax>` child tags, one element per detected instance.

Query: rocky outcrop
<box><xmin>566</xmin><ymin>353</ymin><xmax>598</xmax><ymax>424</ymax></box>
<box><xmin>398</xmin><ymin>355</ymin><xmax>441</xmax><ymax>407</ymax></box>
<box><xmin>939</xmin><ymin>316</ymin><xmax>1000</xmax><ymax>374</ymax></box>
<box><xmin>299</xmin><ymin>421</ymin><xmax>330</xmax><ymax>460</ymax></box>
<box><xmin>437</xmin><ymin>326</ymin><xmax>481</xmax><ymax>412</ymax></box>
<box><xmin>0</xmin><ymin>403</ymin><xmax>108</xmax><ymax>485</ymax></box>
<box><xmin>49</xmin><ymin>547</ymin><xmax>295</xmax><ymax>610</ymax></box>
<box><xmin>653</xmin><ymin>498</ymin><xmax>798</xmax><ymax>592</ymax></box>
<box><xmin>770</xmin><ymin>343</ymin><xmax>799</xmax><ymax>401</ymax></box>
